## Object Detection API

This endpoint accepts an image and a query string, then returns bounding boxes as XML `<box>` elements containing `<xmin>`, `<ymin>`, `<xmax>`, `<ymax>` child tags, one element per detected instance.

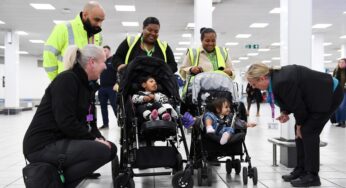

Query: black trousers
<box><xmin>295</xmin><ymin>84</ymin><xmax>343</xmax><ymax>174</ymax></box>
<box><xmin>27</xmin><ymin>139</ymin><xmax>117</xmax><ymax>188</ymax></box>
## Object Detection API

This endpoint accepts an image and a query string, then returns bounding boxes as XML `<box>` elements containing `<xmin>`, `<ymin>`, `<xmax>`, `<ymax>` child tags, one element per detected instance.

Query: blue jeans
<box><xmin>98</xmin><ymin>87</ymin><xmax>117</xmax><ymax>126</ymax></box>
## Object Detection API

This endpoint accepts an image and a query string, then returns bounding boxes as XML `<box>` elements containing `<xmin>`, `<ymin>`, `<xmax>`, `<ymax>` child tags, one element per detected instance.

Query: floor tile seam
<box><xmin>4</xmin><ymin>177</ymin><xmax>22</xmax><ymax>187</ymax></box>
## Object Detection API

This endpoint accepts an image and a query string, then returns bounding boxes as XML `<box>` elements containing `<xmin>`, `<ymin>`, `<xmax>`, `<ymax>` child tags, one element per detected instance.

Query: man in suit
<box><xmin>246</xmin><ymin>63</ymin><xmax>343</xmax><ymax>187</ymax></box>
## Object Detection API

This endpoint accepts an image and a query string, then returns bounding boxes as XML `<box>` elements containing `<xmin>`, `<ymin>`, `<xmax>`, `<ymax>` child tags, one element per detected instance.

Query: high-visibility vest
<box><xmin>43</xmin><ymin>15</ymin><xmax>102</xmax><ymax>80</ymax></box>
<box><xmin>124</xmin><ymin>35</ymin><xmax>168</xmax><ymax>65</ymax></box>
<box><xmin>181</xmin><ymin>46</ymin><xmax>229</xmax><ymax>99</ymax></box>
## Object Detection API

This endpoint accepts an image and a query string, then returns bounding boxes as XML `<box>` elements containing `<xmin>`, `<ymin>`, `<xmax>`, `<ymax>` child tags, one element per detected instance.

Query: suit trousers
<box><xmin>295</xmin><ymin>84</ymin><xmax>344</xmax><ymax>174</ymax></box>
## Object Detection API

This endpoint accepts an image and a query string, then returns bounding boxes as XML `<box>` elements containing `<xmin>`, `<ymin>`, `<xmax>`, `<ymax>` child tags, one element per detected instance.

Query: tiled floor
<box><xmin>1</xmin><ymin>103</ymin><xmax>346</xmax><ymax>188</ymax></box>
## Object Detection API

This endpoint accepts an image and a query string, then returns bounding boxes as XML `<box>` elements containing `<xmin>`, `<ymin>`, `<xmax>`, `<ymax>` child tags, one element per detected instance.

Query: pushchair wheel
<box><xmin>234</xmin><ymin>159</ymin><xmax>241</xmax><ymax>174</ymax></box>
<box><xmin>172</xmin><ymin>170</ymin><xmax>194</xmax><ymax>188</ymax></box>
<box><xmin>225</xmin><ymin>159</ymin><xmax>232</xmax><ymax>174</ymax></box>
<box><xmin>242</xmin><ymin>167</ymin><xmax>248</xmax><ymax>185</ymax></box>
<box><xmin>111</xmin><ymin>155</ymin><xmax>120</xmax><ymax>183</ymax></box>
<box><xmin>252</xmin><ymin>167</ymin><xmax>258</xmax><ymax>185</ymax></box>
<box><xmin>113</xmin><ymin>174</ymin><xmax>135</xmax><ymax>188</ymax></box>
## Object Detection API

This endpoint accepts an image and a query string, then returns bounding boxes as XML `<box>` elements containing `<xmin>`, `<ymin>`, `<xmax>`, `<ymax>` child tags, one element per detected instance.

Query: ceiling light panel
<box><xmin>312</xmin><ymin>24</ymin><xmax>332</xmax><ymax>29</ymax></box>
<box><xmin>239</xmin><ymin>57</ymin><xmax>249</xmax><ymax>60</ymax></box>
<box><xmin>258</xmin><ymin>48</ymin><xmax>270</xmax><ymax>52</ymax></box>
<box><xmin>262</xmin><ymin>60</ymin><xmax>272</xmax><ymax>63</ymax></box>
<box><xmin>249</xmin><ymin>23</ymin><xmax>269</xmax><ymax>28</ymax></box>
<box><xmin>16</xmin><ymin>31</ymin><xmax>28</xmax><ymax>35</ymax></box>
<box><xmin>272</xmin><ymin>57</ymin><xmax>280</xmax><ymax>60</ymax></box>
<box><xmin>174</xmin><ymin>52</ymin><xmax>183</xmax><ymax>56</ymax></box>
<box><xmin>269</xmin><ymin>8</ymin><xmax>280</xmax><ymax>14</ymax></box>
<box><xmin>176</xmin><ymin>48</ymin><xmax>187</xmax><ymax>51</ymax></box>
<box><xmin>323</xmin><ymin>42</ymin><xmax>332</xmax><ymax>46</ymax></box>
<box><xmin>121</xmin><ymin>22</ymin><xmax>139</xmax><ymax>27</ymax></box>
<box><xmin>0</xmin><ymin>20</ymin><xmax>5</xmax><ymax>24</ymax></box>
<box><xmin>182</xmin><ymin>33</ymin><xmax>192</xmax><ymax>38</ymax></box>
<box><xmin>225</xmin><ymin>42</ymin><xmax>239</xmax><ymax>46</ymax></box>
<box><xmin>232</xmin><ymin>60</ymin><xmax>241</xmax><ymax>63</ymax></box>
<box><xmin>30</xmin><ymin>3</ymin><xmax>55</xmax><ymax>10</ymax></box>
<box><xmin>178</xmin><ymin>41</ymin><xmax>191</xmax><ymax>45</ymax></box>
<box><xmin>247</xmin><ymin>53</ymin><xmax>259</xmax><ymax>56</ymax></box>
<box><xmin>271</xmin><ymin>42</ymin><xmax>280</xmax><ymax>46</ymax></box>
<box><xmin>29</xmin><ymin>40</ymin><xmax>45</xmax><ymax>43</ymax></box>
<box><xmin>114</xmin><ymin>5</ymin><xmax>136</xmax><ymax>11</ymax></box>
<box><xmin>235</xmin><ymin>34</ymin><xmax>251</xmax><ymax>38</ymax></box>
<box><xmin>340</xmin><ymin>35</ymin><xmax>346</xmax><ymax>39</ymax></box>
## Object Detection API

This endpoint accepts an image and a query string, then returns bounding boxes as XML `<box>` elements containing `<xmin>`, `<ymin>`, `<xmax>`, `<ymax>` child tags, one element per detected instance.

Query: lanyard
<box><xmin>86</xmin><ymin>105</ymin><xmax>93</xmax><ymax>132</ymax></box>
<box><xmin>267</xmin><ymin>77</ymin><xmax>275</xmax><ymax>119</ymax></box>
<box><xmin>141</xmin><ymin>37</ymin><xmax>155</xmax><ymax>57</ymax></box>
<box><xmin>206</xmin><ymin>51</ymin><xmax>218</xmax><ymax>70</ymax></box>
<box><xmin>88</xmin><ymin>36</ymin><xmax>95</xmax><ymax>44</ymax></box>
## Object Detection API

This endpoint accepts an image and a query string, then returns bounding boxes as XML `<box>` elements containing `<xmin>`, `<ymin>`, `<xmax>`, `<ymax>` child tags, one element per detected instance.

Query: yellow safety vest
<box><xmin>181</xmin><ymin>46</ymin><xmax>229</xmax><ymax>99</ymax></box>
<box><xmin>43</xmin><ymin>15</ymin><xmax>102</xmax><ymax>80</ymax></box>
<box><xmin>125</xmin><ymin>35</ymin><xmax>168</xmax><ymax>64</ymax></box>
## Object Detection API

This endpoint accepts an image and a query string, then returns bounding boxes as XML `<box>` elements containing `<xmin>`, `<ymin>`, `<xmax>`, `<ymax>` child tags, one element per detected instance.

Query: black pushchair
<box><xmin>111</xmin><ymin>56</ymin><xmax>194</xmax><ymax>188</ymax></box>
<box><xmin>187</xmin><ymin>71</ymin><xmax>258</xmax><ymax>186</ymax></box>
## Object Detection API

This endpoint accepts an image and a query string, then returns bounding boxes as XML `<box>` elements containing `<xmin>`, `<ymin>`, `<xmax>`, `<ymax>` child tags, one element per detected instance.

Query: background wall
<box><xmin>0</xmin><ymin>55</ymin><xmax>50</xmax><ymax>100</ymax></box>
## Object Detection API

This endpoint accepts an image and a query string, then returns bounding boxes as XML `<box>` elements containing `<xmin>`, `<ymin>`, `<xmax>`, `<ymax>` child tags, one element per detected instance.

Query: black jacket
<box><xmin>100</xmin><ymin>57</ymin><xmax>117</xmax><ymax>87</ymax></box>
<box><xmin>112</xmin><ymin>36</ymin><xmax>177</xmax><ymax>73</ymax></box>
<box><xmin>23</xmin><ymin>64</ymin><xmax>102</xmax><ymax>156</ymax></box>
<box><xmin>271</xmin><ymin>65</ymin><xmax>334</xmax><ymax>126</ymax></box>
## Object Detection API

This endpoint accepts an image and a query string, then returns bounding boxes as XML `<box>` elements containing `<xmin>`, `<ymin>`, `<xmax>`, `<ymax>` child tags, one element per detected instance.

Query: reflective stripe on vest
<box><xmin>125</xmin><ymin>36</ymin><xmax>168</xmax><ymax>64</ymax></box>
<box><xmin>44</xmin><ymin>45</ymin><xmax>63</xmax><ymax>62</ymax></box>
<box><xmin>44</xmin><ymin>66</ymin><xmax>58</xmax><ymax>73</ymax></box>
<box><xmin>188</xmin><ymin>46</ymin><xmax>227</xmax><ymax>69</ymax></box>
<box><xmin>66</xmin><ymin>23</ymin><xmax>74</xmax><ymax>45</ymax></box>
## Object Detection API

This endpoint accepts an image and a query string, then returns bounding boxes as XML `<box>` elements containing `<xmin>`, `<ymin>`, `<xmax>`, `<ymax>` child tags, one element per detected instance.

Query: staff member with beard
<box><xmin>42</xmin><ymin>1</ymin><xmax>105</xmax><ymax>179</ymax></box>
<box><xmin>43</xmin><ymin>1</ymin><xmax>105</xmax><ymax>80</ymax></box>
<box><xmin>113</xmin><ymin>17</ymin><xmax>177</xmax><ymax>73</ymax></box>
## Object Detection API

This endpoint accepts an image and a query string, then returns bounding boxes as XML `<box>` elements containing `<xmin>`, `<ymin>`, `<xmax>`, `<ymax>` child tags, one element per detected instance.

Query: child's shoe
<box><xmin>206</xmin><ymin>126</ymin><xmax>215</xmax><ymax>133</ymax></box>
<box><xmin>162</xmin><ymin>112</ymin><xmax>171</xmax><ymax>121</ymax></box>
<box><xmin>220</xmin><ymin>132</ymin><xmax>231</xmax><ymax>145</ymax></box>
<box><xmin>150</xmin><ymin>109</ymin><xmax>159</xmax><ymax>121</ymax></box>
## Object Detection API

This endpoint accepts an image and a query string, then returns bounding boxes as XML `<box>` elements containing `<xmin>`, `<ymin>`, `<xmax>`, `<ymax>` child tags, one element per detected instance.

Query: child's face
<box><xmin>220</xmin><ymin>102</ymin><xmax>231</xmax><ymax>116</ymax></box>
<box><xmin>142</xmin><ymin>78</ymin><xmax>157</xmax><ymax>92</ymax></box>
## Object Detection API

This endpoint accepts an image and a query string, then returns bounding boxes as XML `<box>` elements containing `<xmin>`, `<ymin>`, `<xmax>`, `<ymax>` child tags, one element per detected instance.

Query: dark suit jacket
<box><xmin>271</xmin><ymin>65</ymin><xmax>334</xmax><ymax>126</ymax></box>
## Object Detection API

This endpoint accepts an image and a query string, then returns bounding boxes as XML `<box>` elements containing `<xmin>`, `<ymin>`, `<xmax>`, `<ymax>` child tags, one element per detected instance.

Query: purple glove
<box><xmin>182</xmin><ymin>112</ymin><xmax>195</xmax><ymax>128</ymax></box>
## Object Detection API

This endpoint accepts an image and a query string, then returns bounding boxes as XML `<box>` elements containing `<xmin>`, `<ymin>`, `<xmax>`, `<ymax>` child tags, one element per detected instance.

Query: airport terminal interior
<box><xmin>1</xmin><ymin>0</ymin><xmax>346</xmax><ymax>187</ymax></box>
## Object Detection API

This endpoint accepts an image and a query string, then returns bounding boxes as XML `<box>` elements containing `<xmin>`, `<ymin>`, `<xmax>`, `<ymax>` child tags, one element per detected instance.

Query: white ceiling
<box><xmin>0</xmin><ymin>0</ymin><xmax>346</xmax><ymax>70</ymax></box>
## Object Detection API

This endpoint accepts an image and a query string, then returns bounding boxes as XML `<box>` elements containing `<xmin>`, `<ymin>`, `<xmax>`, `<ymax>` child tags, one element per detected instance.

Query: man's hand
<box><xmin>296</xmin><ymin>125</ymin><xmax>302</xmax><ymax>139</ymax></box>
<box><xmin>143</xmin><ymin>94</ymin><xmax>154</xmax><ymax>102</ymax></box>
<box><xmin>276</xmin><ymin>113</ymin><xmax>290</xmax><ymax>123</ymax></box>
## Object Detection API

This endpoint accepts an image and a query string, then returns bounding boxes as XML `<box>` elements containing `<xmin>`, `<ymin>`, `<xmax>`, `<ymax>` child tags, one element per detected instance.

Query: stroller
<box><xmin>188</xmin><ymin>71</ymin><xmax>258</xmax><ymax>186</ymax></box>
<box><xmin>112</xmin><ymin>56</ymin><xmax>194</xmax><ymax>188</ymax></box>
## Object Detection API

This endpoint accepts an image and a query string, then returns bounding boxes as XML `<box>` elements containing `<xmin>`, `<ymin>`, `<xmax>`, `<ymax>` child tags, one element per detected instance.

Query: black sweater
<box><xmin>112</xmin><ymin>37</ymin><xmax>178</xmax><ymax>73</ymax></box>
<box><xmin>23</xmin><ymin>64</ymin><xmax>102</xmax><ymax>156</ymax></box>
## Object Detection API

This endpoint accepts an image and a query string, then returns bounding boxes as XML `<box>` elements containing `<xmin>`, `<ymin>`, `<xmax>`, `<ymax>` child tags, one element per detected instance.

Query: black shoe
<box><xmin>290</xmin><ymin>173</ymin><xmax>321</xmax><ymax>187</ymax></box>
<box><xmin>85</xmin><ymin>172</ymin><xmax>101</xmax><ymax>179</ymax></box>
<box><xmin>99</xmin><ymin>125</ymin><xmax>109</xmax><ymax>129</ymax></box>
<box><xmin>282</xmin><ymin>168</ymin><xmax>305</xmax><ymax>182</ymax></box>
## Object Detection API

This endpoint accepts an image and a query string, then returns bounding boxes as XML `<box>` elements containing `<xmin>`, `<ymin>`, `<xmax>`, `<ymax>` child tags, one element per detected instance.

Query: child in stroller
<box><xmin>132</xmin><ymin>76</ymin><xmax>172</xmax><ymax>121</ymax></box>
<box><xmin>202</xmin><ymin>97</ymin><xmax>256</xmax><ymax>145</ymax></box>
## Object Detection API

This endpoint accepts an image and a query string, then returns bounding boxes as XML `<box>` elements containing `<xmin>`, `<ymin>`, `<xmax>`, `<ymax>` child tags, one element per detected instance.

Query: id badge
<box><xmin>86</xmin><ymin>114</ymin><xmax>94</xmax><ymax>122</ymax></box>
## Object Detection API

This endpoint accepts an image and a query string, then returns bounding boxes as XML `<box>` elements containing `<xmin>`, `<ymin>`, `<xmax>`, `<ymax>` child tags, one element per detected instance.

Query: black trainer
<box><xmin>282</xmin><ymin>168</ymin><xmax>305</xmax><ymax>182</ymax></box>
<box><xmin>85</xmin><ymin>172</ymin><xmax>101</xmax><ymax>179</ymax></box>
<box><xmin>290</xmin><ymin>173</ymin><xmax>321</xmax><ymax>187</ymax></box>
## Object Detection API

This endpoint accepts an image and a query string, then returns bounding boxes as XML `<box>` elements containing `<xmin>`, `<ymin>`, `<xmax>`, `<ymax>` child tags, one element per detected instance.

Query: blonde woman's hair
<box><xmin>245</xmin><ymin>63</ymin><xmax>270</xmax><ymax>80</ymax></box>
<box><xmin>63</xmin><ymin>45</ymin><xmax>104</xmax><ymax>70</ymax></box>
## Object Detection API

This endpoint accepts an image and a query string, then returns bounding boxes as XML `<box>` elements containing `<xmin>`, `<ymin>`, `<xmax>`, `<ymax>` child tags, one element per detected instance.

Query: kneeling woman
<box><xmin>23</xmin><ymin>45</ymin><xmax>117</xmax><ymax>188</ymax></box>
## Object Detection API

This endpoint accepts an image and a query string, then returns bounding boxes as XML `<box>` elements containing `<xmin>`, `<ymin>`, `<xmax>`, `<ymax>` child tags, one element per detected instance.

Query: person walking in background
<box><xmin>23</xmin><ymin>45</ymin><xmax>117</xmax><ymax>188</ymax></box>
<box><xmin>246</xmin><ymin>63</ymin><xmax>343</xmax><ymax>187</ymax></box>
<box><xmin>98</xmin><ymin>45</ymin><xmax>118</xmax><ymax>129</ymax></box>
<box><xmin>333</xmin><ymin>58</ymin><xmax>346</xmax><ymax>128</ymax></box>
<box><xmin>246</xmin><ymin>83</ymin><xmax>262</xmax><ymax>116</ymax></box>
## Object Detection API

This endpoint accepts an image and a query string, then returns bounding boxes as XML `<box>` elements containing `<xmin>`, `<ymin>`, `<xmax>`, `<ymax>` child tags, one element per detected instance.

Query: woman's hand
<box><xmin>296</xmin><ymin>125</ymin><xmax>302</xmax><ymax>139</ymax></box>
<box><xmin>276</xmin><ymin>113</ymin><xmax>290</xmax><ymax>123</ymax></box>
<box><xmin>190</xmin><ymin>66</ymin><xmax>203</xmax><ymax>75</ymax></box>
<box><xmin>95</xmin><ymin>137</ymin><xmax>111</xmax><ymax>149</ymax></box>
<box><xmin>247</xmin><ymin>122</ymin><xmax>257</xmax><ymax>127</ymax></box>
